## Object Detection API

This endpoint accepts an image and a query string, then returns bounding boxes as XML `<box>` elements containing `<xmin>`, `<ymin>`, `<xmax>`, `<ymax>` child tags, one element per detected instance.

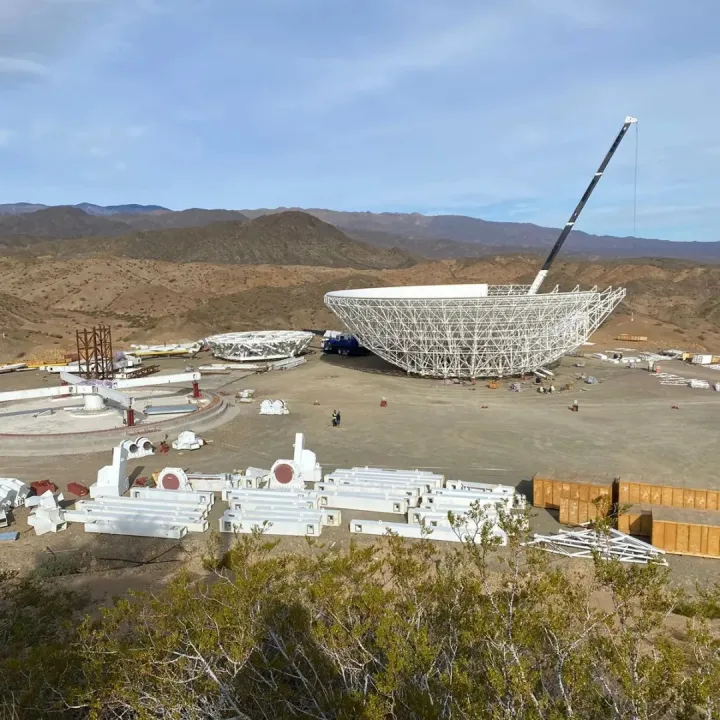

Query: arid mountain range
<box><xmin>0</xmin><ymin>202</ymin><xmax>719</xmax><ymax>362</ymax></box>
<box><xmin>1</xmin><ymin>203</ymin><xmax>719</xmax><ymax>262</ymax></box>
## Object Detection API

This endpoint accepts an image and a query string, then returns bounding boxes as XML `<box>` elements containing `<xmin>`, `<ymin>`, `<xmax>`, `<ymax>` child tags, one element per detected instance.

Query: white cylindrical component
<box><xmin>84</xmin><ymin>394</ymin><xmax>106</xmax><ymax>412</ymax></box>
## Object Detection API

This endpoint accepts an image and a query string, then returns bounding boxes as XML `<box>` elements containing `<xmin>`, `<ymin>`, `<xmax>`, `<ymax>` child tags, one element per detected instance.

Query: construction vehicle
<box><xmin>322</xmin><ymin>333</ymin><xmax>369</xmax><ymax>357</ymax></box>
<box><xmin>527</xmin><ymin>116</ymin><xmax>638</xmax><ymax>295</ymax></box>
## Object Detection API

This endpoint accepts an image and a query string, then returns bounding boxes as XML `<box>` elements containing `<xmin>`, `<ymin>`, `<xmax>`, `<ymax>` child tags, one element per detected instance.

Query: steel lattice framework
<box><xmin>207</xmin><ymin>330</ymin><xmax>314</xmax><ymax>362</ymax></box>
<box><xmin>324</xmin><ymin>284</ymin><xmax>625</xmax><ymax>378</ymax></box>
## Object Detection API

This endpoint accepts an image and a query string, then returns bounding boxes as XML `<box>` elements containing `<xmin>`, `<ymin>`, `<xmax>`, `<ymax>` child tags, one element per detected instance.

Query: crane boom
<box><xmin>527</xmin><ymin>116</ymin><xmax>638</xmax><ymax>295</ymax></box>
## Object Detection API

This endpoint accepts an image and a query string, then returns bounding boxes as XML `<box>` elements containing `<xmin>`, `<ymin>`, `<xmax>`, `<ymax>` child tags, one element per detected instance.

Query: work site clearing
<box><xmin>1</xmin><ymin>344</ymin><xmax>720</xmax><ymax>598</ymax></box>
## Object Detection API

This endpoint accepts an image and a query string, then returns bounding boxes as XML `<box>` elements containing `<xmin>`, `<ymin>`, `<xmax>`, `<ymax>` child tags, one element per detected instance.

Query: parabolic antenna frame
<box><xmin>324</xmin><ymin>283</ymin><xmax>625</xmax><ymax>378</ymax></box>
<box><xmin>207</xmin><ymin>330</ymin><xmax>314</xmax><ymax>362</ymax></box>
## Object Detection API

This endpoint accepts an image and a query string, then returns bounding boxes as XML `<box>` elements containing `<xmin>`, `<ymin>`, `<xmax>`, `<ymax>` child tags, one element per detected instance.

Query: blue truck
<box><xmin>322</xmin><ymin>333</ymin><xmax>369</xmax><ymax>356</ymax></box>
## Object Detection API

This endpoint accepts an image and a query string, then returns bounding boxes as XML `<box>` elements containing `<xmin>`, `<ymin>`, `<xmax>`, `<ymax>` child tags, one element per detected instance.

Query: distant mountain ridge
<box><xmin>15</xmin><ymin>211</ymin><xmax>415</xmax><ymax>270</ymax></box>
<box><xmin>0</xmin><ymin>202</ymin><xmax>169</xmax><ymax>216</ymax></box>
<box><xmin>1</xmin><ymin>202</ymin><xmax>719</xmax><ymax>263</ymax></box>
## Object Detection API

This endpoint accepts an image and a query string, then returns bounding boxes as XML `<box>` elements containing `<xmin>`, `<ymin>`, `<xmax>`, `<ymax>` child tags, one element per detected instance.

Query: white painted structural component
<box><xmin>120</xmin><ymin>437</ymin><xmax>154</xmax><ymax>459</ymax></box>
<box><xmin>349</xmin><ymin>519</ymin><xmax>461</xmax><ymax>542</ymax></box>
<box><xmin>319</xmin><ymin>492</ymin><xmax>409</xmax><ymax>514</ymax></box>
<box><xmin>349</xmin><ymin>519</ymin><xmax>507</xmax><ymax>545</ymax></box>
<box><xmin>445</xmin><ymin>480</ymin><xmax>516</xmax><ymax>495</ymax></box>
<box><xmin>317</xmin><ymin>481</ymin><xmax>422</xmax><ymax>497</ymax></box>
<box><xmin>65</xmin><ymin>509</ymin><xmax>208</xmax><ymax>533</ymax></box>
<box><xmin>172</xmin><ymin>431</ymin><xmax>204</xmax><ymax>451</ymax></box>
<box><xmin>156</xmin><ymin>467</ymin><xmax>193</xmax><ymax>491</ymax></box>
<box><xmin>325</xmin><ymin>284</ymin><xmax>626</xmax><ymax>378</ymax></box>
<box><xmin>293</xmin><ymin>433</ymin><xmax>322</xmax><ymax>483</ymax></box>
<box><xmin>207</xmin><ymin>330</ymin><xmax>313</xmax><ymax>362</ymax></box>
<box><xmin>409</xmin><ymin>508</ymin><xmax>496</xmax><ymax>526</ymax></box>
<box><xmin>227</xmin><ymin>507</ymin><xmax>340</xmax><ymax>527</ymax></box>
<box><xmin>83</xmin><ymin>521</ymin><xmax>188</xmax><ymax>539</ymax></box>
<box><xmin>0</xmin><ymin>478</ymin><xmax>30</xmax><ymax>508</ymax></box>
<box><xmin>220</xmin><ymin>510</ymin><xmax>322</xmax><ymax>536</ymax></box>
<box><xmin>259</xmin><ymin>399</ymin><xmax>289</xmax><ymax>415</ymax></box>
<box><xmin>419</xmin><ymin>493</ymin><xmax>517</xmax><ymax>511</ymax></box>
<box><xmin>186</xmin><ymin>473</ymin><xmax>236</xmax><ymax>493</ymax></box>
<box><xmin>329</xmin><ymin>468</ymin><xmax>444</xmax><ymax>489</ymax></box>
<box><xmin>90</xmin><ymin>444</ymin><xmax>130</xmax><ymax>498</ymax></box>
<box><xmin>75</xmin><ymin>497</ymin><xmax>210</xmax><ymax>516</ymax></box>
<box><xmin>224</xmin><ymin>488</ymin><xmax>315</xmax><ymax>502</ymax></box>
<box><xmin>316</xmin><ymin>483</ymin><xmax>421</xmax><ymax>507</ymax></box>
<box><xmin>28</xmin><ymin>509</ymin><xmax>67</xmax><ymax>535</ymax></box>
<box><xmin>228</xmin><ymin>496</ymin><xmax>318</xmax><ymax>512</ymax></box>
<box><xmin>235</xmin><ymin>467</ymin><xmax>270</xmax><ymax>489</ymax></box>
<box><xmin>130</xmin><ymin>487</ymin><xmax>215</xmax><ymax>506</ymax></box>
<box><xmin>27</xmin><ymin>490</ymin><xmax>67</xmax><ymax>535</ymax></box>
<box><xmin>113</xmin><ymin>371</ymin><xmax>201</xmax><ymax>390</ymax></box>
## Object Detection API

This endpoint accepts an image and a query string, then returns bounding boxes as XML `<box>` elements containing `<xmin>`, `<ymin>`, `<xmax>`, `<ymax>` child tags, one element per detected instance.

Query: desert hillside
<box><xmin>9</xmin><ymin>211</ymin><xmax>415</xmax><ymax>270</ymax></box>
<box><xmin>1</xmin><ymin>254</ymin><xmax>720</xmax><ymax>362</ymax></box>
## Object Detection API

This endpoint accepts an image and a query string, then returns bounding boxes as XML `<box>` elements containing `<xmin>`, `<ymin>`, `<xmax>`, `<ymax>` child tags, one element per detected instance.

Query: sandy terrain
<box><xmin>2</xmin><ymin>255</ymin><xmax>720</xmax><ymax>363</ymax></box>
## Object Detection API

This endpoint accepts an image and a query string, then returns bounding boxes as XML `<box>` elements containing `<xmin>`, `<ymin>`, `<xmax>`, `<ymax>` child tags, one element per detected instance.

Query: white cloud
<box><xmin>0</xmin><ymin>57</ymin><xmax>50</xmax><ymax>76</ymax></box>
<box><xmin>0</xmin><ymin>129</ymin><xmax>12</xmax><ymax>147</ymax></box>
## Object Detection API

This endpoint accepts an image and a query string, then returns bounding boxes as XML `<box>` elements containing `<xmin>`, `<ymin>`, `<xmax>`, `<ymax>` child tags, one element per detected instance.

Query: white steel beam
<box><xmin>113</xmin><ymin>371</ymin><xmax>201</xmax><ymax>390</ymax></box>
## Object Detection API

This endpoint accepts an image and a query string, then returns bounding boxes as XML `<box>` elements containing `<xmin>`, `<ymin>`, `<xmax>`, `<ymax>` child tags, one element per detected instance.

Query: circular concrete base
<box><xmin>0</xmin><ymin>391</ymin><xmax>238</xmax><ymax>456</ymax></box>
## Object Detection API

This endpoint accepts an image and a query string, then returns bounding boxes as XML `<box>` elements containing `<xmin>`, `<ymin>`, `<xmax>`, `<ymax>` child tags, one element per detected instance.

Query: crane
<box><xmin>527</xmin><ymin>116</ymin><xmax>638</xmax><ymax>295</ymax></box>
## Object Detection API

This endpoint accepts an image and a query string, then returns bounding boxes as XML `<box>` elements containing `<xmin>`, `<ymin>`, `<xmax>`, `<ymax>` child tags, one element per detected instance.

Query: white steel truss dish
<box><xmin>524</xmin><ymin>527</ymin><xmax>666</xmax><ymax>565</ymax></box>
<box><xmin>206</xmin><ymin>331</ymin><xmax>313</xmax><ymax>362</ymax></box>
<box><xmin>325</xmin><ymin>284</ymin><xmax>625</xmax><ymax>378</ymax></box>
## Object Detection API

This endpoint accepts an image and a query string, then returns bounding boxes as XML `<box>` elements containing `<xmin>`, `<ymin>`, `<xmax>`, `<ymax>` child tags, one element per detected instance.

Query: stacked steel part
<box><xmin>524</xmin><ymin>527</ymin><xmax>666</xmax><ymax>565</ymax></box>
<box><xmin>325</xmin><ymin>283</ymin><xmax>625</xmax><ymax>378</ymax></box>
<box><xmin>220</xmin><ymin>487</ymin><xmax>339</xmax><ymax>536</ymax></box>
<box><xmin>65</xmin><ymin>491</ymin><xmax>213</xmax><ymax>539</ymax></box>
<box><xmin>206</xmin><ymin>330</ymin><xmax>313</xmax><ymax>362</ymax></box>
<box><xmin>76</xmin><ymin>324</ymin><xmax>114</xmax><ymax>380</ymax></box>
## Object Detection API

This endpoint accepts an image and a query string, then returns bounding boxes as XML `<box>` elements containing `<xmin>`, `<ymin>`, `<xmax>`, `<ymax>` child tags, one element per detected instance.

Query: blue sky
<box><xmin>1</xmin><ymin>0</ymin><xmax>718</xmax><ymax>241</ymax></box>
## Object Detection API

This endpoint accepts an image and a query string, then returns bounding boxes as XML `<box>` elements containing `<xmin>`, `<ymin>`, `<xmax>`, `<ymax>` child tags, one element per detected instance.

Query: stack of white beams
<box><xmin>64</xmin><ymin>491</ymin><xmax>212</xmax><ymax>539</ymax></box>
<box><xmin>220</xmin><ymin>488</ymin><xmax>340</xmax><ymax>536</ymax></box>
<box><xmin>319</xmin><ymin>467</ymin><xmax>444</xmax><ymax>514</ymax></box>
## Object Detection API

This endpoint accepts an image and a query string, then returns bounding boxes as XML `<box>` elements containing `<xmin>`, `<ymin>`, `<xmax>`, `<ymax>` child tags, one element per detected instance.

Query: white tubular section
<box><xmin>331</xmin><ymin>468</ymin><xmax>445</xmax><ymax>488</ymax></box>
<box><xmin>67</xmin><ymin>493</ymin><xmax>211</xmax><ymax>536</ymax></box>
<box><xmin>349</xmin><ymin>519</ymin><xmax>464</xmax><ymax>542</ymax></box>
<box><xmin>129</xmin><ymin>487</ymin><xmax>215</xmax><ymax>507</ymax></box>
<box><xmin>409</xmin><ymin>509</ymin><xmax>497</xmax><ymax>526</ymax></box>
<box><xmin>113</xmin><ymin>371</ymin><xmax>201</xmax><ymax>390</ymax></box>
<box><xmin>65</xmin><ymin>510</ymin><xmax>208</xmax><ymax>533</ymax></box>
<box><xmin>319</xmin><ymin>492</ymin><xmax>409</xmax><ymax>514</ymax></box>
<box><xmin>220</xmin><ymin>510</ymin><xmax>323</xmax><ymax>536</ymax></box>
<box><xmin>318</xmin><ymin>481</ymin><xmax>422</xmax><ymax>497</ymax></box>
<box><xmin>229</xmin><ymin>497</ymin><xmax>318</xmax><ymax>512</ymax></box>
<box><xmin>83</xmin><ymin>521</ymin><xmax>187</xmax><ymax>539</ymax></box>
<box><xmin>445</xmin><ymin>480</ymin><xmax>516</xmax><ymax>495</ymax></box>
<box><xmin>349</xmin><ymin>518</ymin><xmax>507</xmax><ymax>545</ymax></box>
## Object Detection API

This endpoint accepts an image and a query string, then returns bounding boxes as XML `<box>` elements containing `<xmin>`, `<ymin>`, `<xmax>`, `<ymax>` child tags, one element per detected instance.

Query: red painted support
<box><xmin>192</xmin><ymin>381</ymin><xmax>201</xmax><ymax>399</ymax></box>
<box><xmin>126</xmin><ymin>408</ymin><xmax>135</xmax><ymax>427</ymax></box>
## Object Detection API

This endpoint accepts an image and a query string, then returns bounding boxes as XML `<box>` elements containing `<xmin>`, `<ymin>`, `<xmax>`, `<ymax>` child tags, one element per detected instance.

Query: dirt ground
<box><xmin>2</xmin><ymin>347</ymin><xmax>719</xmax><ymax>599</ymax></box>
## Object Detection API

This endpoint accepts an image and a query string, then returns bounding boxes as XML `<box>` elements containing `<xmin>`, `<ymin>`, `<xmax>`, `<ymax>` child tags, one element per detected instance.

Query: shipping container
<box><xmin>615</xmin><ymin>334</ymin><xmax>648</xmax><ymax>342</ymax></box>
<box><xmin>651</xmin><ymin>507</ymin><xmax>720</xmax><ymax>559</ymax></box>
<box><xmin>618</xmin><ymin>476</ymin><xmax>720</xmax><ymax>511</ymax></box>
<box><xmin>533</xmin><ymin>473</ymin><xmax>613</xmax><ymax>524</ymax></box>
<box><xmin>617</xmin><ymin>504</ymin><xmax>653</xmax><ymax>537</ymax></box>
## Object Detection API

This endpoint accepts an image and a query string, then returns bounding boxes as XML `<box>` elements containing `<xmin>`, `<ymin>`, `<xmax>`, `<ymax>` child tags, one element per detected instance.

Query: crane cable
<box><xmin>632</xmin><ymin>121</ymin><xmax>639</xmax><ymax>236</ymax></box>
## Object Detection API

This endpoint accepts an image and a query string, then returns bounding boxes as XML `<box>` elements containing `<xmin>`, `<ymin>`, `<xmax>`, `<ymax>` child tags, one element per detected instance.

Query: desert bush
<box><xmin>1</xmin><ymin>510</ymin><xmax>719</xmax><ymax>719</ymax></box>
